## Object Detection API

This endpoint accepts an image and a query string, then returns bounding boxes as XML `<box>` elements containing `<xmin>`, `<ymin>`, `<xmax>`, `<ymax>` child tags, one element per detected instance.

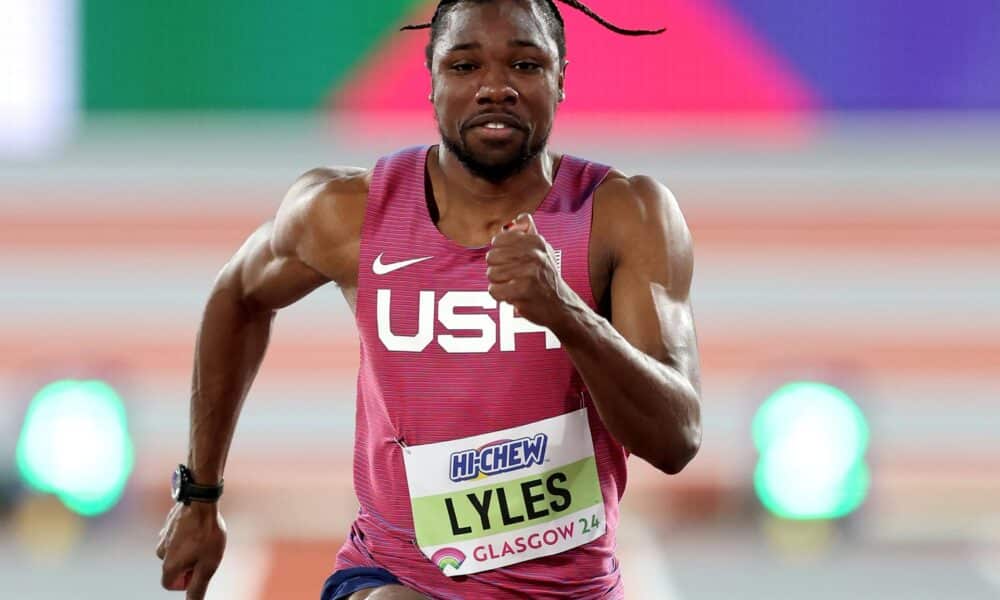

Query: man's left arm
<box><xmin>487</xmin><ymin>176</ymin><xmax>701</xmax><ymax>474</ymax></box>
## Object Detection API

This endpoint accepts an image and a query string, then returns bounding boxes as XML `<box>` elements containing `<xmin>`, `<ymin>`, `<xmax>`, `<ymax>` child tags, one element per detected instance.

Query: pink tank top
<box><xmin>336</xmin><ymin>146</ymin><xmax>627</xmax><ymax>599</ymax></box>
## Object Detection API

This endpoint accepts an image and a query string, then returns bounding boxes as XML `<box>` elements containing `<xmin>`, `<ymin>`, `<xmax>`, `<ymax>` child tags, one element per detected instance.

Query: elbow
<box><xmin>654</xmin><ymin>423</ymin><xmax>701</xmax><ymax>475</ymax></box>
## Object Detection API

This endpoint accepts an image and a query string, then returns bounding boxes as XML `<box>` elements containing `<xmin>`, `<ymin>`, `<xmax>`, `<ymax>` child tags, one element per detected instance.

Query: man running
<box><xmin>156</xmin><ymin>1</ymin><xmax>701</xmax><ymax>598</ymax></box>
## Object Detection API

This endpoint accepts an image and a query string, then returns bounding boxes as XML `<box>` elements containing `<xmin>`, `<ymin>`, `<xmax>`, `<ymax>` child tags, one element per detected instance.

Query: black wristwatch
<box><xmin>171</xmin><ymin>464</ymin><xmax>224</xmax><ymax>505</ymax></box>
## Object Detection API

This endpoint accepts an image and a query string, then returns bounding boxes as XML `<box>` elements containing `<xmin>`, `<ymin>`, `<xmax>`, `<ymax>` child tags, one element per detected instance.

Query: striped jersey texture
<box><xmin>334</xmin><ymin>146</ymin><xmax>628</xmax><ymax>599</ymax></box>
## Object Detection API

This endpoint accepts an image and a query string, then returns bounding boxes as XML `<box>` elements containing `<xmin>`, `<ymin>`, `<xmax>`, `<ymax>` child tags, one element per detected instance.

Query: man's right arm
<box><xmin>187</xmin><ymin>166</ymin><xmax>367</xmax><ymax>485</ymax></box>
<box><xmin>157</xmin><ymin>167</ymin><xmax>367</xmax><ymax>599</ymax></box>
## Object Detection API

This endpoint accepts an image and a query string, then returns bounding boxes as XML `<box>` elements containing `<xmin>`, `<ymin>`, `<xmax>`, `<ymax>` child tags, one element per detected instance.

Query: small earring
<box><xmin>429</xmin><ymin>93</ymin><xmax>434</xmax><ymax>102</ymax></box>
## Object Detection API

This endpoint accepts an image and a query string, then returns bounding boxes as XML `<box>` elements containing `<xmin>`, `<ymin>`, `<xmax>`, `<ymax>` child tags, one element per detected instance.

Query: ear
<box><xmin>426</xmin><ymin>55</ymin><xmax>435</xmax><ymax>87</ymax></box>
<box><xmin>558</xmin><ymin>61</ymin><xmax>569</xmax><ymax>102</ymax></box>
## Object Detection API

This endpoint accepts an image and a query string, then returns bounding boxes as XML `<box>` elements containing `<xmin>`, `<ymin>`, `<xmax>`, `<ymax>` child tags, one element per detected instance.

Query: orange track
<box><xmin>2</xmin><ymin>210</ymin><xmax>998</xmax><ymax>250</ymax></box>
<box><xmin>3</xmin><ymin>332</ymin><xmax>996</xmax><ymax>381</ymax></box>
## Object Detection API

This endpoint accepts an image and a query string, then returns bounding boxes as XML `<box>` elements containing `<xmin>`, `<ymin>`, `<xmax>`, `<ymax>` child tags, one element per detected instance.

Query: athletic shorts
<box><xmin>321</xmin><ymin>566</ymin><xmax>401</xmax><ymax>600</ymax></box>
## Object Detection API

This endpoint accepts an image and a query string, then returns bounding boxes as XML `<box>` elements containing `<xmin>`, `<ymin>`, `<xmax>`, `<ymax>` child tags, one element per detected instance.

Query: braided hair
<box><xmin>401</xmin><ymin>0</ymin><xmax>665</xmax><ymax>63</ymax></box>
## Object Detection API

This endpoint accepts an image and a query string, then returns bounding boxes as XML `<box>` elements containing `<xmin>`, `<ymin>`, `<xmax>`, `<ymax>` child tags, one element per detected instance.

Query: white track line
<box><xmin>619</xmin><ymin>519</ymin><xmax>683</xmax><ymax>600</ymax></box>
<box><xmin>208</xmin><ymin>541</ymin><xmax>269</xmax><ymax>600</ymax></box>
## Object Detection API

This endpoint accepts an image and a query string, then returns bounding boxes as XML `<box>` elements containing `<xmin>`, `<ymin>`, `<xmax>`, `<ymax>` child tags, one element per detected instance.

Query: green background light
<box><xmin>16</xmin><ymin>380</ymin><xmax>135</xmax><ymax>517</ymax></box>
<box><xmin>752</xmin><ymin>381</ymin><xmax>870</xmax><ymax>520</ymax></box>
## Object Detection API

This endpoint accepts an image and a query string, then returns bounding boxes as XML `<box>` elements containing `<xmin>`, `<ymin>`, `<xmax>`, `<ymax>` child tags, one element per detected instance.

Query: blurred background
<box><xmin>2</xmin><ymin>1</ymin><xmax>999</xmax><ymax>598</ymax></box>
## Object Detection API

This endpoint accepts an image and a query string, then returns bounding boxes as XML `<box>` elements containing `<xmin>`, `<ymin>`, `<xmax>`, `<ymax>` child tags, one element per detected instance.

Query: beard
<box><xmin>439</xmin><ymin>121</ymin><xmax>550</xmax><ymax>185</ymax></box>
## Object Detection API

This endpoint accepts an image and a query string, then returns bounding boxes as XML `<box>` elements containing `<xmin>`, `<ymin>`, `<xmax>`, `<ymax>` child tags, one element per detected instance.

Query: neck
<box><xmin>432</xmin><ymin>144</ymin><xmax>558</xmax><ymax>223</ymax></box>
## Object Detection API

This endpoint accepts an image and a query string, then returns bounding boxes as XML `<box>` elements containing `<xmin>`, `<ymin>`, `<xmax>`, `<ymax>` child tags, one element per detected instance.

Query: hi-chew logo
<box><xmin>449</xmin><ymin>434</ymin><xmax>548</xmax><ymax>482</ymax></box>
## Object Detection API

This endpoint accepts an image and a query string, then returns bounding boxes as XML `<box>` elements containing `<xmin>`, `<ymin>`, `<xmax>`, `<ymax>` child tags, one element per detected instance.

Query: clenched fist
<box><xmin>486</xmin><ymin>213</ymin><xmax>583</xmax><ymax>334</ymax></box>
<box><xmin>156</xmin><ymin>502</ymin><xmax>227</xmax><ymax>600</ymax></box>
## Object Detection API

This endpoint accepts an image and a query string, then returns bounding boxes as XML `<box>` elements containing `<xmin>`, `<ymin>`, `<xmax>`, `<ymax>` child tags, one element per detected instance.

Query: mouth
<box><xmin>470</xmin><ymin>123</ymin><xmax>522</xmax><ymax>142</ymax></box>
<box><xmin>464</xmin><ymin>114</ymin><xmax>525</xmax><ymax>143</ymax></box>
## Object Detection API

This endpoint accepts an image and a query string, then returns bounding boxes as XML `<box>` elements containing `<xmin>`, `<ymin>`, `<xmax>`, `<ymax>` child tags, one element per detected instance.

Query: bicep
<box><xmin>217</xmin><ymin>167</ymin><xmax>366</xmax><ymax>311</ymax></box>
<box><xmin>218</xmin><ymin>221</ymin><xmax>329</xmax><ymax>312</ymax></box>
<box><xmin>609</xmin><ymin>180</ymin><xmax>701</xmax><ymax>388</ymax></box>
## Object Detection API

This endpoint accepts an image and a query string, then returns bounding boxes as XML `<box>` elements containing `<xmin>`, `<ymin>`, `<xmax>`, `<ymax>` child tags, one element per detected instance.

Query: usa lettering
<box><xmin>376</xmin><ymin>290</ymin><xmax>560</xmax><ymax>353</ymax></box>
<box><xmin>450</xmin><ymin>435</ymin><xmax>548</xmax><ymax>482</ymax></box>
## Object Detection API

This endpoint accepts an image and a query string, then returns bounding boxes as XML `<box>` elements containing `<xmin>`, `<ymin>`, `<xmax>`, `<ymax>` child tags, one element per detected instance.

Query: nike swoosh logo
<box><xmin>373</xmin><ymin>253</ymin><xmax>434</xmax><ymax>275</ymax></box>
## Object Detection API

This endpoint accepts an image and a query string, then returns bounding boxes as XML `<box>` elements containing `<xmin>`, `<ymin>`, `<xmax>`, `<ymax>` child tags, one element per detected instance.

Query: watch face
<box><xmin>171</xmin><ymin>467</ymin><xmax>183</xmax><ymax>501</ymax></box>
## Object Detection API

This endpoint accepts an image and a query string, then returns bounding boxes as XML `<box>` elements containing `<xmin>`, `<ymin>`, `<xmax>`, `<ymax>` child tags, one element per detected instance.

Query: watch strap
<box><xmin>176</xmin><ymin>464</ymin><xmax>224</xmax><ymax>504</ymax></box>
<box><xmin>185</xmin><ymin>480</ymin><xmax>224</xmax><ymax>503</ymax></box>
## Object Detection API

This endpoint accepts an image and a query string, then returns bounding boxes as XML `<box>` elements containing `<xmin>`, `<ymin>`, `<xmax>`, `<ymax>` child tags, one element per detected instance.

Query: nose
<box><xmin>475</xmin><ymin>66</ymin><xmax>518</xmax><ymax>106</ymax></box>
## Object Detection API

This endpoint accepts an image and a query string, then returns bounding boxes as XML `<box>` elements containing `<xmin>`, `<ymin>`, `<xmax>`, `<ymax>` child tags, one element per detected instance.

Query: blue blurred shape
<box><xmin>725</xmin><ymin>0</ymin><xmax>1000</xmax><ymax>108</ymax></box>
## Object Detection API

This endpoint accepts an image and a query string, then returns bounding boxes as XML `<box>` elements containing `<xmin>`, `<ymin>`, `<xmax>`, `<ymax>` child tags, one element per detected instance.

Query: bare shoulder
<box><xmin>594</xmin><ymin>171</ymin><xmax>688</xmax><ymax>240</ymax></box>
<box><xmin>273</xmin><ymin>166</ymin><xmax>370</xmax><ymax>287</ymax></box>
<box><xmin>593</xmin><ymin>170</ymin><xmax>694</xmax><ymax>290</ymax></box>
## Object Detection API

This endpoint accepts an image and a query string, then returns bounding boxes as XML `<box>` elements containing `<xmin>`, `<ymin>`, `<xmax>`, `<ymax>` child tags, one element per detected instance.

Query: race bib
<box><xmin>401</xmin><ymin>408</ymin><xmax>607</xmax><ymax>576</ymax></box>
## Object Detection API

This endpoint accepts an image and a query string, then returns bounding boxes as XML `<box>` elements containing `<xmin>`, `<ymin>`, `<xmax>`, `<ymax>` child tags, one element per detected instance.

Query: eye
<box><xmin>513</xmin><ymin>61</ymin><xmax>542</xmax><ymax>72</ymax></box>
<box><xmin>450</xmin><ymin>62</ymin><xmax>477</xmax><ymax>72</ymax></box>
